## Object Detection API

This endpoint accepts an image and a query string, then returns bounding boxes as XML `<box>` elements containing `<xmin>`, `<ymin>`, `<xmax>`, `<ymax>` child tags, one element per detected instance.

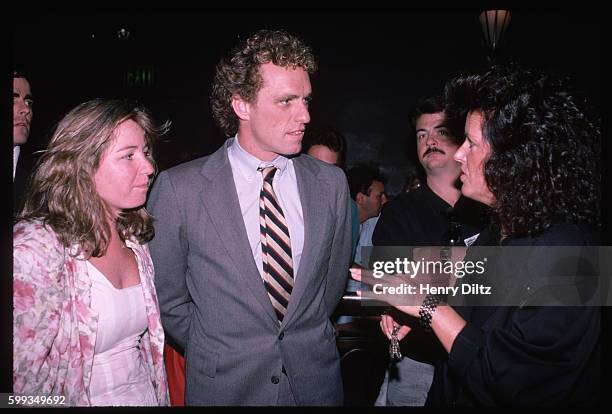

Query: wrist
<box><xmin>418</xmin><ymin>293</ymin><xmax>445</xmax><ymax>331</ymax></box>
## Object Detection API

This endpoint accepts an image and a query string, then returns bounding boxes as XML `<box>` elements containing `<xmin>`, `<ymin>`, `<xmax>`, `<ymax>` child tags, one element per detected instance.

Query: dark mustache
<box><xmin>424</xmin><ymin>147</ymin><xmax>445</xmax><ymax>156</ymax></box>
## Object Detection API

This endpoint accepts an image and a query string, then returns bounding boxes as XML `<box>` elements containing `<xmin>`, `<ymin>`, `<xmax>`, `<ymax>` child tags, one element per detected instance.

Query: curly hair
<box><xmin>19</xmin><ymin>99</ymin><xmax>170</xmax><ymax>258</ymax></box>
<box><xmin>211</xmin><ymin>29</ymin><xmax>317</xmax><ymax>137</ymax></box>
<box><xmin>445</xmin><ymin>63</ymin><xmax>601</xmax><ymax>237</ymax></box>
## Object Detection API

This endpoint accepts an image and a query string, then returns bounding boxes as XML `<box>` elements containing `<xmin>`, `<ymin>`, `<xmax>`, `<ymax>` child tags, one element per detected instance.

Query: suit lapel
<box><xmin>198</xmin><ymin>143</ymin><xmax>279</xmax><ymax>326</ymax></box>
<box><xmin>281</xmin><ymin>157</ymin><xmax>325</xmax><ymax>328</ymax></box>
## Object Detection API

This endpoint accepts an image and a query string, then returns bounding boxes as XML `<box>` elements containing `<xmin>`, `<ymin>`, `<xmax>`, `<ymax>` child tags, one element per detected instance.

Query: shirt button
<box><xmin>271</xmin><ymin>376</ymin><xmax>280</xmax><ymax>384</ymax></box>
<box><xmin>278</xmin><ymin>331</ymin><xmax>284</xmax><ymax>340</ymax></box>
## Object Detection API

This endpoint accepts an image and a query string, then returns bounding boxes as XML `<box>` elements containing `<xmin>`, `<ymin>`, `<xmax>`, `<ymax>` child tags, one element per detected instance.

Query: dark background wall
<box><xmin>13</xmin><ymin>4</ymin><xmax>603</xmax><ymax>195</ymax></box>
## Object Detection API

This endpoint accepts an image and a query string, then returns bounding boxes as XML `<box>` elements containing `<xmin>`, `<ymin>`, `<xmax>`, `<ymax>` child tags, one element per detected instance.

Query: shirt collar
<box><xmin>13</xmin><ymin>145</ymin><xmax>21</xmax><ymax>180</ymax></box>
<box><xmin>230</xmin><ymin>135</ymin><xmax>289</xmax><ymax>181</ymax></box>
<box><xmin>422</xmin><ymin>182</ymin><xmax>453</xmax><ymax>213</ymax></box>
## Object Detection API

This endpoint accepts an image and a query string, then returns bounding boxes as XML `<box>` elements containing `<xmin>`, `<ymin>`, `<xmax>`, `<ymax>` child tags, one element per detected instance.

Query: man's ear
<box><xmin>355</xmin><ymin>192</ymin><xmax>366</xmax><ymax>206</ymax></box>
<box><xmin>231</xmin><ymin>94</ymin><xmax>250</xmax><ymax>121</ymax></box>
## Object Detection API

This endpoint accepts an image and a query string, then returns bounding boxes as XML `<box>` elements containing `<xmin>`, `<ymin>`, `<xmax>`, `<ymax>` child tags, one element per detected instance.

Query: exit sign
<box><xmin>126</xmin><ymin>67</ymin><xmax>154</xmax><ymax>87</ymax></box>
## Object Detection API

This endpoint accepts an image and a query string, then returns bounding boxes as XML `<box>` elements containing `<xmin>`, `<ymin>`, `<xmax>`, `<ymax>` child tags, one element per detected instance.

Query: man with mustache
<box><xmin>13</xmin><ymin>71</ymin><xmax>34</xmax><ymax>215</ymax></box>
<box><xmin>371</xmin><ymin>95</ymin><xmax>488</xmax><ymax>406</ymax></box>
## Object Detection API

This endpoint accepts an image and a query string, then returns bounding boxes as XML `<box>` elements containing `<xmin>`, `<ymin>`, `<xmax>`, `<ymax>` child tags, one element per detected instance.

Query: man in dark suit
<box><xmin>148</xmin><ymin>29</ymin><xmax>352</xmax><ymax>406</ymax></box>
<box><xmin>13</xmin><ymin>71</ymin><xmax>34</xmax><ymax>216</ymax></box>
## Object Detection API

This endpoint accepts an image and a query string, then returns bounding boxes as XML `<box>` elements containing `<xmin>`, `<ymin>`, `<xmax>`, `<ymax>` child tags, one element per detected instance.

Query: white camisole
<box><xmin>87</xmin><ymin>261</ymin><xmax>157</xmax><ymax>406</ymax></box>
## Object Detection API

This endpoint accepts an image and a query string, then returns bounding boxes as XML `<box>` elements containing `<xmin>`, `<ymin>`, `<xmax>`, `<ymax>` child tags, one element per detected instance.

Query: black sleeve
<box><xmin>449</xmin><ymin>306</ymin><xmax>600</xmax><ymax>405</ymax></box>
<box><xmin>448</xmin><ymin>225</ymin><xmax>601</xmax><ymax>405</ymax></box>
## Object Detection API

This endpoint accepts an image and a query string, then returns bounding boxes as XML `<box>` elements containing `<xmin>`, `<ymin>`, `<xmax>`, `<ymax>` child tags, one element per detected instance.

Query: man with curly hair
<box><xmin>148</xmin><ymin>29</ymin><xmax>352</xmax><ymax>405</ymax></box>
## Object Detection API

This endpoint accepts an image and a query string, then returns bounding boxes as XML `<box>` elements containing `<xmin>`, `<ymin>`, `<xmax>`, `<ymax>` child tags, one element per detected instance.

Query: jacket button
<box><xmin>278</xmin><ymin>331</ymin><xmax>284</xmax><ymax>340</ymax></box>
<box><xmin>271</xmin><ymin>376</ymin><xmax>280</xmax><ymax>384</ymax></box>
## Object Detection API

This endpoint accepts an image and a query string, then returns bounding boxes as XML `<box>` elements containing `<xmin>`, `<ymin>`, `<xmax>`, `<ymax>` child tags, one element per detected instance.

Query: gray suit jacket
<box><xmin>147</xmin><ymin>140</ymin><xmax>352</xmax><ymax>405</ymax></box>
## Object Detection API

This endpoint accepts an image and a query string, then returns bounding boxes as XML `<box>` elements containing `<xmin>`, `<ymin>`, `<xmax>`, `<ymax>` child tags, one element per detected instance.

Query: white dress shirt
<box><xmin>354</xmin><ymin>214</ymin><xmax>380</xmax><ymax>267</ymax></box>
<box><xmin>227</xmin><ymin>136</ymin><xmax>304</xmax><ymax>280</ymax></box>
<box><xmin>13</xmin><ymin>145</ymin><xmax>21</xmax><ymax>180</ymax></box>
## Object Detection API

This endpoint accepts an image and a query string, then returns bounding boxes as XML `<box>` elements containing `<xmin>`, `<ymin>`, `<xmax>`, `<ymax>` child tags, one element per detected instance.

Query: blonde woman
<box><xmin>13</xmin><ymin>99</ymin><xmax>169</xmax><ymax>406</ymax></box>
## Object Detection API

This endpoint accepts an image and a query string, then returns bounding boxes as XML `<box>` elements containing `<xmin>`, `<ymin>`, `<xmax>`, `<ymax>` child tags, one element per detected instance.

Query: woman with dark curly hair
<box><xmin>352</xmin><ymin>63</ymin><xmax>601</xmax><ymax>406</ymax></box>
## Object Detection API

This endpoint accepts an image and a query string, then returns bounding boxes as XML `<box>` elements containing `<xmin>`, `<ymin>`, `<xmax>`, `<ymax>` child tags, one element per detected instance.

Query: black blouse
<box><xmin>427</xmin><ymin>223</ymin><xmax>601</xmax><ymax>406</ymax></box>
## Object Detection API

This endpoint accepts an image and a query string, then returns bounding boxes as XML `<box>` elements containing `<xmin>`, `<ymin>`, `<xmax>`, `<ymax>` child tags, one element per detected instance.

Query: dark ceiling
<box><xmin>11</xmin><ymin>5</ymin><xmax>604</xmax><ymax>191</ymax></box>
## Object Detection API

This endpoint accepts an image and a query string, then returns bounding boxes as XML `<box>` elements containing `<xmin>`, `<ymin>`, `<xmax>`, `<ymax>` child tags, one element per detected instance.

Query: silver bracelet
<box><xmin>418</xmin><ymin>293</ymin><xmax>444</xmax><ymax>331</ymax></box>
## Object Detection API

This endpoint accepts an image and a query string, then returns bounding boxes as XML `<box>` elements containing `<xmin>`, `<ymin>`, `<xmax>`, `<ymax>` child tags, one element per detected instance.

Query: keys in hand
<box><xmin>389</xmin><ymin>325</ymin><xmax>402</xmax><ymax>361</ymax></box>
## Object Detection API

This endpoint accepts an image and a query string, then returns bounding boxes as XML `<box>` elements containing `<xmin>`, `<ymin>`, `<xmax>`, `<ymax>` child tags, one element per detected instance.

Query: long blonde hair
<box><xmin>20</xmin><ymin>99</ymin><xmax>169</xmax><ymax>258</ymax></box>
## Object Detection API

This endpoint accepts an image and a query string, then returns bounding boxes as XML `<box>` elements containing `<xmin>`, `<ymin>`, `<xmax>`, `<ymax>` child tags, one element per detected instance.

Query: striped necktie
<box><xmin>258</xmin><ymin>166</ymin><xmax>293</xmax><ymax>323</ymax></box>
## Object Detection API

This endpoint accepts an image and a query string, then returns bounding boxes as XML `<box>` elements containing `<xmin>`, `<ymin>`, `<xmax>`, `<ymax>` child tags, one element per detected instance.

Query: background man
<box><xmin>13</xmin><ymin>71</ymin><xmax>34</xmax><ymax>215</ymax></box>
<box><xmin>372</xmin><ymin>95</ymin><xmax>488</xmax><ymax>406</ymax></box>
<box><xmin>302</xmin><ymin>126</ymin><xmax>361</xmax><ymax>262</ymax></box>
<box><xmin>348</xmin><ymin>165</ymin><xmax>386</xmax><ymax>229</ymax></box>
<box><xmin>347</xmin><ymin>164</ymin><xmax>387</xmax><ymax>268</ymax></box>
<box><xmin>302</xmin><ymin>125</ymin><xmax>346</xmax><ymax>168</ymax></box>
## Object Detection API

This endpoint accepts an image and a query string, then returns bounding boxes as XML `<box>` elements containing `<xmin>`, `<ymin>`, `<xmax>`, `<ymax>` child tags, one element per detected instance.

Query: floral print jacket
<box><xmin>13</xmin><ymin>220</ymin><xmax>169</xmax><ymax>406</ymax></box>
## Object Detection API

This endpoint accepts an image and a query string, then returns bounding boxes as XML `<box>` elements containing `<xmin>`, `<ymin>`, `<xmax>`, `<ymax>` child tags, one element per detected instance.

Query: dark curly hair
<box><xmin>445</xmin><ymin>63</ymin><xmax>600</xmax><ymax>237</ymax></box>
<box><xmin>211</xmin><ymin>29</ymin><xmax>317</xmax><ymax>137</ymax></box>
